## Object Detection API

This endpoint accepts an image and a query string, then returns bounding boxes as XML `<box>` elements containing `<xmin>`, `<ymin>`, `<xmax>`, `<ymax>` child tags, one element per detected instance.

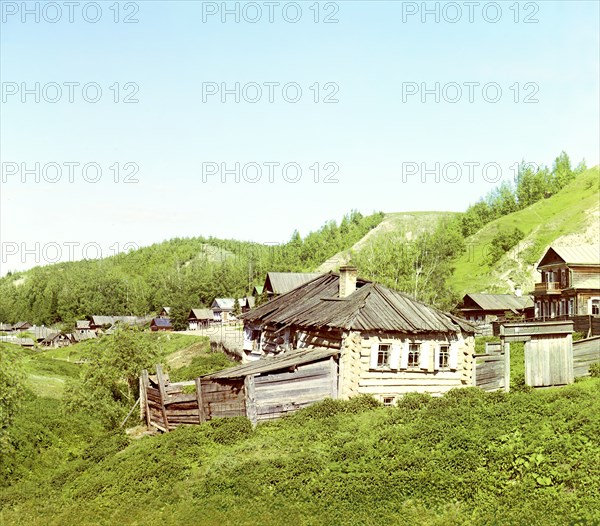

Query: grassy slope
<box><xmin>317</xmin><ymin>212</ymin><xmax>457</xmax><ymax>272</ymax></box>
<box><xmin>22</xmin><ymin>333</ymin><xmax>212</xmax><ymax>398</ymax></box>
<box><xmin>1</xmin><ymin>378</ymin><xmax>599</xmax><ymax>526</ymax></box>
<box><xmin>450</xmin><ymin>167</ymin><xmax>600</xmax><ymax>295</ymax></box>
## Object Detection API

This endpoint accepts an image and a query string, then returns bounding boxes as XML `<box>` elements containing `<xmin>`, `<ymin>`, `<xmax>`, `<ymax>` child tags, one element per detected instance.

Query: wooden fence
<box><xmin>140</xmin><ymin>355</ymin><xmax>337</xmax><ymax>431</ymax></box>
<box><xmin>573</xmin><ymin>336</ymin><xmax>600</xmax><ymax>378</ymax></box>
<box><xmin>140</xmin><ymin>365</ymin><xmax>246</xmax><ymax>432</ymax></box>
<box><xmin>571</xmin><ymin>316</ymin><xmax>600</xmax><ymax>337</ymax></box>
<box><xmin>472</xmin><ymin>345</ymin><xmax>509</xmax><ymax>392</ymax></box>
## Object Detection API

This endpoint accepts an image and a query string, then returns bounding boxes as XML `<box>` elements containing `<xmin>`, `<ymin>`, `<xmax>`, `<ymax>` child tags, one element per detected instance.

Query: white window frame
<box><xmin>408</xmin><ymin>342</ymin><xmax>421</xmax><ymax>369</ymax></box>
<box><xmin>377</xmin><ymin>343</ymin><xmax>391</xmax><ymax>369</ymax></box>
<box><xmin>437</xmin><ymin>343</ymin><xmax>450</xmax><ymax>370</ymax></box>
<box><xmin>370</xmin><ymin>342</ymin><xmax>398</xmax><ymax>371</ymax></box>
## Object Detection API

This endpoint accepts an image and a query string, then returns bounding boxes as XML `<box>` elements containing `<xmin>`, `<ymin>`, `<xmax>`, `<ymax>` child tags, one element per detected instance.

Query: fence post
<box><xmin>140</xmin><ymin>370</ymin><xmax>150</xmax><ymax>425</ymax></box>
<box><xmin>503</xmin><ymin>341</ymin><xmax>510</xmax><ymax>392</ymax></box>
<box><xmin>155</xmin><ymin>364</ymin><xmax>170</xmax><ymax>431</ymax></box>
<box><xmin>244</xmin><ymin>375</ymin><xmax>257</xmax><ymax>427</ymax></box>
<box><xmin>195</xmin><ymin>377</ymin><xmax>206</xmax><ymax>424</ymax></box>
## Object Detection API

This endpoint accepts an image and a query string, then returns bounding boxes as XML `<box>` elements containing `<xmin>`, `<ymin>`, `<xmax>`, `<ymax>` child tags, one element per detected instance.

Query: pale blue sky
<box><xmin>1</xmin><ymin>0</ymin><xmax>598</xmax><ymax>274</ymax></box>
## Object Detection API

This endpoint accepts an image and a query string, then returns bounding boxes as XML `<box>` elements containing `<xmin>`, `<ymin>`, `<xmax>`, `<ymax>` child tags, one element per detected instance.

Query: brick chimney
<box><xmin>339</xmin><ymin>266</ymin><xmax>357</xmax><ymax>298</ymax></box>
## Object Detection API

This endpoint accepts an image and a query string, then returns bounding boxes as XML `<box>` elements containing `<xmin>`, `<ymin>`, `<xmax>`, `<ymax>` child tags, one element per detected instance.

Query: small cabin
<box><xmin>150</xmin><ymin>318</ymin><xmax>173</xmax><ymax>332</ymax></box>
<box><xmin>458</xmin><ymin>293</ymin><xmax>534</xmax><ymax>324</ymax></box>
<box><xmin>188</xmin><ymin>309</ymin><xmax>213</xmax><ymax>330</ymax></box>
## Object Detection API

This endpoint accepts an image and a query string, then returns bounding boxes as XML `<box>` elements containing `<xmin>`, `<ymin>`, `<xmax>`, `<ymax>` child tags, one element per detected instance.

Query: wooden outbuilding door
<box><xmin>524</xmin><ymin>335</ymin><xmax>573</xmax><ymax>387</ymax></box>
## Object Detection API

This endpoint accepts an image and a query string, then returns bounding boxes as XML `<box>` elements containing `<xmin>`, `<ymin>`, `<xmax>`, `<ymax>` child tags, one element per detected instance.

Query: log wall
<box><xmin>342</xmin><ymin>331</ymin><xmax>475</xmax><ymax>403</ymax></box>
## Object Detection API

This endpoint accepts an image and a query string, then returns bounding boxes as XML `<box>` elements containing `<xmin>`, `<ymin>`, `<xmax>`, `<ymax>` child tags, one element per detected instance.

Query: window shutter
<box><xmin>370</xmin><ymin>343</ymin><xmax>379</xmax><ymax>369</ymax></box>
<box><xmin>449</xmin><ymin>342</ymin><xmax>459</xmax><ymax>370</ymax></box>
<box><xmin>400</xmin><ymin>340</ymin><xmax>409</xmax><ymax>369</ymax></box>
<box><xmin>433</xmin><ymin>344</ymin><xmax>440</xmax><ymax>371</ymax></box>
<box><xmin>419</xmin><ymin>342</ymin><xmax>430</xmax><ymax>370</ymax></box>
<box><xmin>390</xmin><ymin>344</ymin><xmax>401</xmax><ymax>370</ymax></box>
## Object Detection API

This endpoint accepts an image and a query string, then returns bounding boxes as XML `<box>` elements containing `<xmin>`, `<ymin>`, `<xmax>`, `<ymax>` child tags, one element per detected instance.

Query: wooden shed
<box><xmin>500</xmin><ymin>321</ymin><xmax>575</xmax><ymax>387</ymax></box>
<box><xmin>205</xmin><ymin>347</ymin><xmax>339</xmax><ymax>424</ymax></box>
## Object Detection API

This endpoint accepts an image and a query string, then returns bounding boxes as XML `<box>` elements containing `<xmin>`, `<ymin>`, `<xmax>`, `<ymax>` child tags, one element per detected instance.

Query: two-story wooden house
<box><xmin>533</xmin><ymin>245</ymin><xmax>600</xmax><ymax>319</ymax></box>
<box><xmin>241</xmin><ymin>267</ymin><xmax>476</xmax><ymax>402</ymax></box>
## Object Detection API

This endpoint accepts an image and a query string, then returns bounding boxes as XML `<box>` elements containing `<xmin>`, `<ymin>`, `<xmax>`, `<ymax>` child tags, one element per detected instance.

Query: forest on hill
<box><xmin>350</xmin><ymin>152</ymin><xmax>592</xmax><ymax>305</ymax></box>
<box><xmin>0</xmin><ymin>211</ymin><xmax>384</xmax><ymax>327</ymax></box>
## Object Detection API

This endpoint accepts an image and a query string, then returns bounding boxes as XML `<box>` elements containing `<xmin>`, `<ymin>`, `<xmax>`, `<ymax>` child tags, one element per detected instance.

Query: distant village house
<box><xmin>262</xmin><ymin>272</ymin><xmax>323</xmax><ymax>300</ymax></box>
<box><xmin>151</xmin><ymin>318</ymin><xmax>173</xmax><ymax>332</ymax></box>
<box><xmin>188</xmin><ymin>309</ymin><xmax>213</xmax><ymax>330</ymax></box>
<box><xmin>458</xmin><ymin>293</ymin><xmax>534</xmax><ymax>324</ymax></box>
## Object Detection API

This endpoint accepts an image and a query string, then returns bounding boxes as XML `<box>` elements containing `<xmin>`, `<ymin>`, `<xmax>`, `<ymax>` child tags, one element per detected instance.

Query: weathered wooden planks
<box><xmin>573</xmin><ymin>336</ymin><xmax>600</xmax><ymax>377</ymax></box>
<box><xmin>473</xmin><ymin>351</ymin><xmax>506</xmax><ymax>392</ymax></box>
<box><xmin>525</xmin><ymin>335</ymin><xmax>573</xmax><ymax>387</ymax></box>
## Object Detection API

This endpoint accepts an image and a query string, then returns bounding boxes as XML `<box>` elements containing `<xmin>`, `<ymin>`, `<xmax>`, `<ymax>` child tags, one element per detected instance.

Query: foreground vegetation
<box><xmin>2</xmin><ymin>331</ymin><xmax>599</xmax><ymax>525</ymax></box>
<box><xmin>1</xmin><ymin>377</ymin><xmax>599</xmax><ymax>525</ymax></box>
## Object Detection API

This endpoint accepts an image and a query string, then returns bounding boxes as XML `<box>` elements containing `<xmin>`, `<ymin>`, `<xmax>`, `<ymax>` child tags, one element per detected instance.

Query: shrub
<box><xmin>207</xmin><ymin>417</ymin><xmax>253</xmax><ymax>445</ymax></box>
<box><xmin>0</xmin><ymin>343</ymin><xmax>27</xmax><ymax>453</ymax></box>
<box><xmin>487</xmin><ymin>227</ymin><xmax>525</xmax><ymax>264</ymax></box>
<box><xmin>344</xmin><ymin>394</ymin><xmax>382</xmax><ymax>414</ymax></box>
<box><xmin>396</xmin><ymin>392</ymin><xmax>433</xmax><ymax>411</ymax></box>
<box><xmin>589</xmin><ymin>363</ymin><xmax>600</xmax><ymax>378</ymax></box>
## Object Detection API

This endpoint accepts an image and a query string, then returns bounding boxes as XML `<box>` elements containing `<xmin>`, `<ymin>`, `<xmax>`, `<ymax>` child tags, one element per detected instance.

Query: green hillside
<box><xmin>317</xmin><ymin>212</ymin><xmax>457</xmax><ymax>272</ymax></box>
<box><xmin>0</xmin><ymin>211</ymin><xmax>385</xmax><ymax>327</ymax></box>
<box><xmin>449</xmin><ymin>166</ymin><xmax>600</xmax><ymax>295</ymax></box>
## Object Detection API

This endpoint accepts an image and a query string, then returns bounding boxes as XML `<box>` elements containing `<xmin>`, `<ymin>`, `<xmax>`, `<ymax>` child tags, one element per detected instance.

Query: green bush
<box><xmin>396</xmin><ymin>392</ymin><xmax>433</xmax><ymax>411</ymax></box>
<box><xmin>207</xmin><ymin>417</ymin><xmax>253</xmax><ymax>445</ymax></box>
<box><xmin>589</xmin><ymin>363</ymin><xmax>600</xmax><ymax>378</ymax></box>
<box><xmin>487</xmin><ymin>227</ymin><xmax>525</xmax><ymax>264</ymax></box>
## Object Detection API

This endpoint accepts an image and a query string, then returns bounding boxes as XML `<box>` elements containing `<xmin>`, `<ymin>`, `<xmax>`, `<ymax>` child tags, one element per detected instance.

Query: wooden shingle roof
<box><xmin>243</xmin><ymin>272</ymin><xmax>473</xmax><ymax>334</ymax></box>
<box><xmin>206</xmin><ymin>347</ymin><xmax>339</xmax><ymax>379</ymax></box>
<box><xmin>463</xmin><ymin>293</ymin><xmax>533</xmax><ymax>312</ymax></box>
<box><xmin>538</xmin><ymin>245</ymin><xmax>600</xmax><ymax>267</ymax></box>
<box><xmin>264</xmin><ymin>272</ymin><xmax>324</xmax><ymax>295</ymax></box>
<box><xmin>189</xmin><ymin>308</ymin><xmax>213</xmax><ymax>320</ymax></box>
